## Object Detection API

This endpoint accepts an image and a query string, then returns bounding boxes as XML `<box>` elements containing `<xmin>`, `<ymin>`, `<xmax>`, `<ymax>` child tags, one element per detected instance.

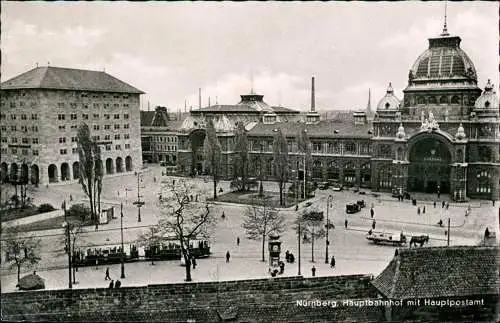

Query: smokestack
<box><xmin>311</xmin><ymin>76</ymin><xmax>315</xmax><ymax>112</ymax></box>
<box><xmin>198</xmin><ymin>88</ymin><xmax>201</xmax><ymax>109</ymax></box>
<box><xmin>208</xmin><ymin>96</ymin><xmax>211</xmax><ymax>107</ymax></box>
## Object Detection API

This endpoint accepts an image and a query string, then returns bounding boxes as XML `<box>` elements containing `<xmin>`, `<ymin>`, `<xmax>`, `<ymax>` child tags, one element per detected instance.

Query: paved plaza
<box><xmin>1</xmin><ymin>165</ymin><xmax>498</xmax><ymax>293</ymax></box>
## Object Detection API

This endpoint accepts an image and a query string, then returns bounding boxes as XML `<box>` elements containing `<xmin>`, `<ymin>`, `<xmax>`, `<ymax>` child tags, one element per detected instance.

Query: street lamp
<box><xmin>133</xmin><ymin>172</ymin><xmax>145</xmax><ymax>222</ymax></box>
<box><xmin>120</xmin><ymin>203</ymin><xmax>125</xmax><ymax>279</ymax></box>
<box><xmin>325</xmin><ymin>195</ymin><xmax>333</xmax><ymax>264</ymax></box>
<box><xmin>62</xmin><ymin>213</ymin><xmax>72</xmax><ymax>289</ymax></box>
<box><xmin>125</xmin><ymin>188</ymin><xmax>132</xmax><ymax>204</ymax></box>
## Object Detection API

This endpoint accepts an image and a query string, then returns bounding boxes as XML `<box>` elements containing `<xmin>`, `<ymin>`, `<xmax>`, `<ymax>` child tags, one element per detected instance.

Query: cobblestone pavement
<box><xmin>1</xmin><ymin>165</ymin><xmax>498</xmax><ymax>292</ymax></box>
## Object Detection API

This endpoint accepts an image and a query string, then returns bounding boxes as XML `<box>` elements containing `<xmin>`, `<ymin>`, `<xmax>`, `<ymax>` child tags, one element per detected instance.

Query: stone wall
<box><xmin>1</xmin><ymin>275</ymin><xmax>385</xmax><ymax>322</ymax></box>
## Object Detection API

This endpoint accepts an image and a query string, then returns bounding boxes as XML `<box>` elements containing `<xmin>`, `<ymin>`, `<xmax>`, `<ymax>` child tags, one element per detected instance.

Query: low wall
<box><xmin>3</xmin><ymin>209</ymin><xmax>62</xmax><ymax>228</ymax></box>
<box><xmin>1</xmin><ymin>275</ymin><xmax>384</xmax><ymax>322</ymax></box>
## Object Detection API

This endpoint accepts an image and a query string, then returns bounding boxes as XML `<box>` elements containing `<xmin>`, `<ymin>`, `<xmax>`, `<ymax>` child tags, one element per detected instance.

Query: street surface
<box><xmin>1</xmin><ymin>165</ymin><xmax>498</xmax><ymax>292</ymax></box>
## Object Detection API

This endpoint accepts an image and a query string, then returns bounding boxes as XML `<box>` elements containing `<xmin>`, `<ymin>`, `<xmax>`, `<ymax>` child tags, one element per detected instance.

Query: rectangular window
<box><xmin>82</xmin><ymin>114</ymin><xmax>89</xmax><ymax>120</ymax></box>
<box><xmin>114</xmin><ymin>124</ymin><xmax>120</xmax><ymax>130</ymax></box>
<box><xmin>33</xmin><ymin>138</ymin><xmax>39</xmax><ymax>144</ymax></box>
<box><xmin>60</xmin><ymin>149</ymin><xmax>67</xmax><ymax>155</ymax></box>
<box><xmin>81</xmin><ymin>93</ymin><xmax>88</xmax><ymax>98</ymax></box>
<box><xmin>104</xmin><ymin>103</ymin><xmax>109</xmax><ymax>109</ymax></box>
<box><xmin>22</xmin><ymin>138</ymin><xmax>29</xmax><ymax>144</ymax></box>
<box><xmin>93</xmin><ymin>114</ymin><xmax>99</xmax><ymax>119</ymax></box>
<box><xmin>125</xmin><ymin>144</ymin><xmax>130</xmax><ymax>149</ymax></box>
<box><xmin>106</xmin><ymin>145</ymin><xmax>111</xmax><ymax>151</ymax></box>
<box><xmin>59</xmin><ymin>125</ymin><xmax>66</xmax><ymax>131</ymax></box>
<box><xmin>11</xmin><ymin>148</ymin><xmax>17</xmax><ymax>154</ymax></box>
<box><xmin>71</xmin><ymin>125</ymin><xmax>78</xmax><ymax>130</ymax></box>
<box><xmin>104</xmin><ymin>134</ymin><xmax>110</xmax><ymax>140</ymax></box>
<box><xmin>123</xmin><ymin>103</ymin><xmax>129</xmax><ymax>108</ymax></box>
<box><xmin>92</xmin><ymin>135</ymin><xmax>100</xmax><ymax>141</ymax></box>
<box><xmin>93</xmin><ymin>103</ymin><xmax>99</xmax><ymax>109</ymax></box>
<box><xmin>123</xmin><ymin>124</ymin><xmax>129</xmax><ymax>129</ymax></box>
<box><xmin>22</xmin><ymin>149</ymin><xmax>28</xmax><ymax>155</ymax></box>
<box><xmin>104</xmin><ymin>114</ymin><xmax>110</xmax><ymax>120</ymax></box>
<box><xmin>70</xmin><ymin>103</ymin><xmax>77</xmax><ymax>109</ymax></box>
<box><xmin>58</xmin><ymin>114</ymin><xmax>65</xmax><ymax>120</ymax></box>
<box><xmin>33</xmin><ymin>150</ymin><xmax>39</xmax><ymax>156</ymax></box>
<box><xmin>71</xmin><ymin>137</ymin><xmax>78</xmax><ymax>143</ymax></box>
<box><xmin>113</xmin><ymin>103</ymin><xmax>119</xmax><ymax>108</ymax></box>
<box><xmin>83</xmin><ymin>104</ymin><xmax>89</xmax><ymax>109</ymax></box>
<box><xmin>31</xmin><ymin>126</ymin><xmax>38</xmax><ymax>132</ymax></box>
<box><xmin>21</xmin><ymin>114</ymin><xmax>27</xmax><ymax>120</ymax></box>
<box><xmin>71</xmin><ymin>114</ymin><xmax>77</xmax><ymax>120</ymax></box>
<box><xmin>11</xmin><ymin>114</ymin><xmax>16</xmax><ymax>120</ymax></box>
<box><xmin>92</xmin><ymin>94</ymin><xmax>99</xmax><ymax>99</ymax></box>
<box><xmin>123</xmin><ymin>94</ymin><xmax>129</xmax><ymax>99</ymax></box>
<box><xmin>104</xmin><ymin>124</ymin><xmax>111</xmax><ymax>130</ymax></box>
<box><xmin>1</xmin><ymin>138</ymin><xmax>7</xmax><ymax>143</ymax></box>
<box><xmin>21</xmin><ymin>126</ymin><xmax>28</xmax><ymax>132</ymax></box>
<box><xmin>124</xmin><ymin>114</ymin><xmax>129</xmax><ymax>119</ymax></box>
<box><xmin>114</xmin><ymin>134</ymin><xmax>121</xmax><ymax>140</ymax></box>
<box><xmin>58</xmin><ymin>102</ymin><xmax>65</xmax><ymax>108</ymax></box>
<box><xmin>31</xmin><ymin>114</ymin><xmax>38</xmax><ymax>120</ymax></box>
<box><xmin>72</xmin><ymin>148</ymin><xmax>78</xmax><ymax>154</ymax></box>
<box><xmin>0</xmin><ymin>126</ymin><xmax>6</xmax><ymax>132</ymax></box>
<box><xmin>114</xmin><ymin>114</ymin><xmax>120</xmax><ymax>119</ymax></box>
<box><xmin>93</xmin><ymin>125</ymin><xmax>100</xmax><ymax>130</ymax></box>
<box><xmin>124</xmin><ymin>134</ymin><xmax>130</xmax><ymax>139</ymax></box>
<box><xmin>11</xmin><ymin>126</ymin><xmax>17</xmax><ymax>131</ymax></box>
<box><xmin>114</xmin><ymin>94</ymin><xmax>120</xmax><ymax>99</ymax></box>
<box><xmin>59</xmin><ymin>137</ymin><xmax>66</xmax><ymax>143</ymax></box>
<box><xmin>115</xmin><ymin>145</ymin><xmax>121</xmax><ymax>150</ymax></box>
<box><xmin>11</xmin><ymin>137</ymin><xmax>17</xmax><ymax>143</ymax></box>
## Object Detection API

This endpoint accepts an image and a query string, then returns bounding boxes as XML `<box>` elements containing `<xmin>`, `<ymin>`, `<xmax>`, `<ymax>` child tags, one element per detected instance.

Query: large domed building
<box><xmin>162</xmin><ymin>25</ymin><xmax>499</xmax><ymax>201</ymax></box>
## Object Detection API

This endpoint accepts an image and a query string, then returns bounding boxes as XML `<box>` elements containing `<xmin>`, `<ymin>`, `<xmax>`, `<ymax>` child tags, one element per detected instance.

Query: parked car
<box><xmin>346</xmin><ymin>203</ymin><xmax>361</xmax><ymax>214</ymax></box>
<box><xmin>318</xmin><ymin>182</ymin><xmax>330</xmax><ymax>190</ymax></box>
<box><xmin>331</xmin><ymin>183</ymin><xmax>343</xmax><ymax>191</ymax></box>
<box><xmin>356</xmin><ymin>200</ymin><xmax>366</xmax><ymax>208</ymax></box>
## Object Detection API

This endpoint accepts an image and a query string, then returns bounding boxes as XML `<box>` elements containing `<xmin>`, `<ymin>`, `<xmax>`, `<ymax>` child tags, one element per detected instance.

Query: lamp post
<box><xmin>62</xmin><ymin>208</ymin><xmax>72</xmax><ymax>289</ymax></box>
<box><xmin>133</xmin><ymin>172</ymin><xmax>145</xmax><ymax>222</ymax></box>
<box><xmin>125</xmin><ymin>188</ymin><xmax>132</xmax><ymax>204</ymax></box>
<box><xmin>325</xmin><ymin>195</ymin><xmax>333</xmax><ymax>264</ymax></box>
<box><xmin>120</xmin><ymin>203</ymin><xmax>125</xmax><ymax>279</ymax></box>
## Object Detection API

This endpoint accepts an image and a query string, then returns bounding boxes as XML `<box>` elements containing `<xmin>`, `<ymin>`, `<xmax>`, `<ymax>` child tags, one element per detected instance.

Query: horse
<box><xmin>409</xmin><ymin>235</ymin><xmax>429</xmax><ymax>247</ymax></box>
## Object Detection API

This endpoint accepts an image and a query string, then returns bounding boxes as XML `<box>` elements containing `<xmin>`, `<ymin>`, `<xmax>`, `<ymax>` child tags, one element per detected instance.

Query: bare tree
<box><xmin>273</xmin><ymin>128</ymin><xmax>289</xmax><ymax>206</ymax></box>
<box><xmin>203</xmin><ymin>119</ymin><xmax>222</xmax><ymax>200</ymax></box>
<box><xmin>4</xmin><ymin>228</ymin><xmax>41</xmax><ymax>283</ymax></box>
<box><xmin>157</xmin><ymin>180</ymin><xmax>216</xmax><ymax>281</ymax></box>
<box><xmin>233</xmin><ymin>122</ymin><xmax>249</xmax><ymax>191</ymax></box>
<box><xmin>294</xmin><ymin>203</ymin><xmax>325</xmax><ymax>263</ymax></box>
<box><xmin>76</xmin><ymin>123</ymin><xmax>102</xmax><ymax>222</ymax></box>
<box><xmin>296</xmin><ymin>125</ymin><xmax>312</xmax><ymax>198</ymax></box>
<box><xmin>242</xmin><ymin>198</ymin><xmax>286</xmax><ymax>262</ymax></box>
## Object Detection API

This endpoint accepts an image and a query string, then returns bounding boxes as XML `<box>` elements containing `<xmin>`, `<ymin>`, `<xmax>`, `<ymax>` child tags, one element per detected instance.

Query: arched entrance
<box><xmin>48</xmin><ymin>164</ymin><xmax>58</xmax><ymax>183</ymax></box>
<box><xmin>31</xmin><ymin>164</ymin><xmax>39</xmax><ymax>185</ymax></box>
<box><xmin>116</xmin><ymin>157</ymin><xmax>123</xmax><ymax>173</ymax></box>
<box><xmin>125</xmin><ymin>156</ymin><xmax>133</xmax><ymax>171</ymax></box>
<box><xmin>189</xmin><ymin>129</ymin><xmax>206</xmax><ymax>176</ymax></box>
<box><xmin>408</xmin><ymin>135</ymin><xmax>452</xmax><ymax>194</ymax></box>
<box><xmin>10</xmin><ymin>163</ymin><xmax>19</xmax><ymax>181</ymax></box>
<box><xmin>1</xmin><ymin>162</ymin><xmax>8</xmax><ymax>183</ymax></box>
<box><xmin>20</xmin><ymin>164</ymin><xmax>29</xmax><ymax>183</ymax></box>
<box><xmin>106</xmin><ymin>158</ymin><xmax>114</xmax><ymax>174</ymax></box>
<box><xmin>61</xmin><ymin>163</ymin><xmax>70</xmax><ymax>181</ymax></box>
<box><xmin>73</xmin><ymin>162</ymin><xmax>80</xmax><ymax>180</ymax></box>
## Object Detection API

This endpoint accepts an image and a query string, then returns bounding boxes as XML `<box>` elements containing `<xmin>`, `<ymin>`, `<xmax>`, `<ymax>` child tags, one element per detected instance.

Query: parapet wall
<box><xmin>1</xmin><ymin>275</ymin><xmax>384</xmax><ymax>322</ymax></box>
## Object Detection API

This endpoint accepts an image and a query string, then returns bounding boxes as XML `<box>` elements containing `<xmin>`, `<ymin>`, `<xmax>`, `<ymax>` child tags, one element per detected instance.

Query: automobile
<box><xmin>356</xmin><ymin>200</ymin><xmax>366</xmax><ymax>208</ymax></box>
<box><xmin>318</xmin><ymin>182</ymin><xmax>330</xmax><ymax>190</ymax></box>
<box><xmin>346</xmin><ymin>203</ymin><xmax>361</xmax><ymax>214</ymax></box>
<box><xmin>331</xmin><ymin>183</ymin><xmax>343</xmax><ymax>191</ymax></box>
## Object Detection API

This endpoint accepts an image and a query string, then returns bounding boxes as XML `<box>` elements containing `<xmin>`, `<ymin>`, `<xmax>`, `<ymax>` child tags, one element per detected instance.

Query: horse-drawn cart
<box><xmin>366</xmin><ymin>232</ymin><xmax>407</xmax><ymax>246</ymax></box>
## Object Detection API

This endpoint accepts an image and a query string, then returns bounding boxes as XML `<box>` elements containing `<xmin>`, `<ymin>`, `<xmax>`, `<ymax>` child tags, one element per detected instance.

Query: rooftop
<box><xmin>1</xmin><ymin>66</ymin><xmax>144</xmax><ymax>94</ymax></box>
<box><xmin>372</xmin><ymin>246</ymin><xmax>500</xmax><ymax>299</ymax></box>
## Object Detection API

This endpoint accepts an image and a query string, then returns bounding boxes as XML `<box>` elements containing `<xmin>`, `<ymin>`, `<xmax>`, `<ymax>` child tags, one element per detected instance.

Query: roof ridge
<box><xmin>389</xmin><ymin>253</ymin><xmax>401</xmax><ymax>299</ymax></box>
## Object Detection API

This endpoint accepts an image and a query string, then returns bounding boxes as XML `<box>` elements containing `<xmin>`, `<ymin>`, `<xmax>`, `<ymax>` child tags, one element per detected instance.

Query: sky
<box><xmin>1</xmin><ymin>2</ymin><xmax>498</xmax><ymax>112</ymax></box>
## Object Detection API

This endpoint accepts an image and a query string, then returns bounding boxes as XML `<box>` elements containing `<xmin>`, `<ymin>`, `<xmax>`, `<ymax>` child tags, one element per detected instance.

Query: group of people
<box><xmin>104</xmin><ymin>268</ymin><xmax>121</xmax><ymax>288</ymax></box>
<box><xmin>284</xmin><ymin>250</ymin><xmax>295</xmax><ymax>263</ymax></box>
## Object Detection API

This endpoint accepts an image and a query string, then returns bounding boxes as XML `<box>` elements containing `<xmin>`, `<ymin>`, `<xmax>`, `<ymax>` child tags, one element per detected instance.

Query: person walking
<box><xmin>422</xmin><ymin>206</ymin><xmax>426</xmax><ymax>214</ymax></box>
<box><xmin>446</xmin><ymin>203</ymin><xmax>450</xmax><ymax>210</ymax></box>
<box><xmin>433</xmin><ymin>201</ymin><xmax>436</xmax><ymax>208</ymax></box>
<box><xmin>221</xmin><ymin>211</ymin><xmax>225</xmax><ymax>220</ymax></box>
<box><xmin>105</xmin><ymin>267</ymin><xmax>111</xmax><ymax>280</ymax></box>
<box><xmin>372</xmin><ymin>219</ymin><xmax>376</xmax><ymax>230</ymax></box>
<box><xmin>285</xmin><ymin>250</ymin><xmax>290</xmax><ymax>263</ymax></box>
<box><xmin>69</xmin><ymin>194</ymin><xmax>73</xmax><ymax>202</ymax></box>
<box><xmin>114</xmin><ymin>280</ymin><xmax>121</xmax><ymax>288</ymax></box>
<box><xmin>192</xmin><ymin>257</ymin><xmax>197</xmax><ymax>270</ymax></box>
<box><xmin>108</xmin><ymin>280</ymin><xmax>114</xmax><ymax>289</ymax></box>
<box><xmin>330</xmin><ymin>256</ymin><xmax>336</xmax><ymax>268</ymax></box>
<box><xmin>442</xmin><ymin>200</ymin><xmax>445</xmax><ymax>208</ymax></box>
<box><xmin>226</xmin><ymin>251</ymin><xmax>230</xmax><ymax>263</ymax></box>
<box><xmin>417</xmin><ymin>207</ymin><xmax>421</xmax><ymax>215</ymax></box>
<box><xmin>236</xmin><ymin>237</ymin><xmax>240</xmax><ymax>246</ymax></box>
<box><xmin>344</xmin><ymin>219</ymin><xmax>348</xmax><ymax>229</ymax></box>
<box><xmin>311</xmin><ymin>266</ymin><xmax>316</xmax><ymax>277</ymax></box>
<box><xmin>370</xmin><ymin>207</ymin><xmax>374</xmax><ymax>218</ymax></box>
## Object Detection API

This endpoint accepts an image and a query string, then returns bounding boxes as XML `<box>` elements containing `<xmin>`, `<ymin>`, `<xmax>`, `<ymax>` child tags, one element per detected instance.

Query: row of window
<box><xmin>155</xmin><ymin>145</ymin><xmax>177</xmax><ymax>151</ymax></box>
<box><xmin>1</xmin><ymin>125</ymin><xmax>38</xmax><ymax>132</ymax></box>
<box><xmin>155</xmin><ymin>136</ymin><xmax>177</xmax><ymax>143</ymax></box>
<box><xmin>1</xmin><ymin>148</ymin><xmax>39</xmax><ymax>155</ymax></box>
<box><xmin>3</xmin><ymin>101</ymin><xmax>130</xmax><ymax>110</ymax></box>
<box><xmin>59</xmin><ymin>113</ymin><xmax>129</xmax><ymax>120</ymax></box>
<box><xmin>247</xmin><ymin>140</ymin><xmax>371</xmax><ymax>155</ymax></box>
<box><xmin>2</xmin><ymin>137</ymin><xmax>39</xmax><ymax>144</ymax></box>
<box><xmin>58</xmin><ymin>134</ymin><xmax>131</xmax><ymax>143</ymax></box>
<box><xmin>1</xmin><ymin>114</ymin><xmax>38</xmax><ymax>120</ymax></box>
<box><xmin>59</xmin><ymin>144</ymin><xmax>131</xmax><ymax>155</ymax></box>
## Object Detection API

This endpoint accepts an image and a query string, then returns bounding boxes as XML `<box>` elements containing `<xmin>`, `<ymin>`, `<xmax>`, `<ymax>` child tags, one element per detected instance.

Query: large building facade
<box><xmin>0</xmin><ymin>66</ymin><xmax>144</xmax><ymax>186</ymax></box>
<box><xmin>171</xmin><ymin>27</ymin><xmax>499</xmax><ymax>201</ymax></box>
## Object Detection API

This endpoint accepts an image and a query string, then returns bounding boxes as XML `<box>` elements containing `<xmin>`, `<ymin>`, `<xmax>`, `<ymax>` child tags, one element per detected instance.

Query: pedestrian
<box><xmin>289</xmin><ymin>253</ymin><xmax>295</xmax><ymax>263</ymax></box>
<box><xmin>173</xmin><ymin>179</ymin><xmax>176</xmax><ymax>185</ymax></box>
<box><xmin>285</xmin><ymin>250</ymin><xmax>290</xmax><ymax>263</ymax></box>
<box><xmin>221</xmin><ymin>211</ymin><xmax>225</xmax><ymax>220</ymax></box>
<box><xmin>485</xmin><ymin>227</ymin><xmax>490</xmax><ymax>238</ymax></box>
<box><xmin>279</xmin><ymin>261</ymin><xmax>285</xmax><ymax>274</ymax></box>
<box><xmin>433</xmin><ymin>201</ymin><xmax>436</xmax><ymax>208</ymax></box>
<box><xmin>344</xmin><ymin>219</ymin><xmax>348</xmax><ymax>229</ymax></box>
<box><xmin>493</xmin><ymin>200</ymin><xmax>496</xmax><ymax>206</ymax></box>
<box><xmin>311</xmin><ymin>266</ymin><xmax>316</xmax><ymax>277</ymax></box>
<box><xmin>108</xmin><ymin>280</ymin><xmax>114</xmax><ymax>289</ymax></box>
<box><xmin>236</xmin><ymin>237</ymin><xmax>240</xmax><ymax>246</ymax></box>
<box><xmin>417</xmin><ymin>207</ymin><xmax>420</xmax><ymax>215</ymax></box>
<box><xmin>192</xmin><ymin>257</ymin><xmax>197</xmax><ymax>269</ymax></box>
<box><xmin>330</xmin><ymin>256</ymin><xmax>336</xmax><ymax>268</ymax></box>
<box><xmin>372</xmin><ymin>219</ymin><xmax>376</xmax><ymax>230</ymax></box>
<box><xmin>95</xmin><ymin>223</ymin><xmax>98</xmax><ymax>231</ymax></box>
<box><xmin>69</xmin><ymin>194</ymin><xmax>73</xmax><ymax>202</ymax></box>
<box><xmin>368</xmin><ymin>229</ymin><xmax>373</xmax><ymax>235</ymax></box>
<box><xmin>115</xmin><ymin>280</ymin><xmax>121</xmax><ymax>288</ymax></box>
<box><xmin>105</xmin><ymin>267</ymin><xmax>111</xmax><ymax>280</ymax></box>
<box><xmin>153</xmin><ymin>176</ymin><xmax>156</xmax><ymax>183</ymax></box>
<box><xmin>226</xmin><ymin>251</ymin><xmax>230</xmax><ymax>263</ymax></box>
<box><xmin>442</xmin><ymin>200</ymin><xmax>445</xmax><ymax>208</ymax></box>
<box><xmin>117</xmin><ymin>190</ymin><xmax>120</xmax><ymax>197</ymax></box>
<box><xmin>422</xmin><ymin>206</ymin><xmax>426</xmax><ymax>214</ymax></box>
<box><xmin>446</xmin><ymin>203</ymin><xmax>449</xmax><ymax>210</ymax></box>
<box><xmin>370</xmin><ymin>207</ymin><xmax>374</xmax><ymax>218</ymax></box>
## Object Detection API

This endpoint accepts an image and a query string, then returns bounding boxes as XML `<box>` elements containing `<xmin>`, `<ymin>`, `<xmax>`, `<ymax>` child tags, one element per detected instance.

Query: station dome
<box><xmin>377</xmin><ymin>83</ymin><xmax>401</xmax><ymax>110</ymax></box>
<box><xmin>409</xmin><ymin>34</ymin><xmax>477</xmax><ymax>81</ymax></box>
<box><xmin>474</xmin><ymin>79</ymin><xmax>499</xmax><ymax>110</ymax></box>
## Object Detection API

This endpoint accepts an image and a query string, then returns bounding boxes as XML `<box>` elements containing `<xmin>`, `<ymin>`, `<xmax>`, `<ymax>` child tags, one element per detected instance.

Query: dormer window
<box><xmin>263</xmin><ymin>113</ymin><xmax>277</xmax><ymax>124</ymax></box>
<box><xmin>385</xmin><ymin>102</ymin><xmax>390</xmax><ymax>109</ymax></box>
<box><xmin>484</xmin><ymin>101</ymin><xmax>490</xmax><ymax>108</ymax></box>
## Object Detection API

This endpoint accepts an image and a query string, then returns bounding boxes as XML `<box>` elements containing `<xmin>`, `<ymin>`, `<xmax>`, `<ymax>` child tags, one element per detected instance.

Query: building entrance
<box><xmin>408</xmin><ymin>137</ymin><xmax>452</xmax><ymax>194</ymax></box>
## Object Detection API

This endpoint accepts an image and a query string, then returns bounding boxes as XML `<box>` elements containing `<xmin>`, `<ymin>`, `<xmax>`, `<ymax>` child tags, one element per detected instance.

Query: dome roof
<box><xmin>409</xmin><ymin>35</ymin><xmax>476</xmax><ymax>81</ymax></box>
<box><xmin>474</xmin><ymin>79</ymin><xmax>498</xmax><ymax>110</ymax></box>
<box><xmin>377</xmin><ymin>83</ymin><xmax>401</xmax><ymax>110</ymax></box>
<box><xmin>214</xmin><ymin>115</ymin><xmax>234</xmax><ymax>132</ymax></box>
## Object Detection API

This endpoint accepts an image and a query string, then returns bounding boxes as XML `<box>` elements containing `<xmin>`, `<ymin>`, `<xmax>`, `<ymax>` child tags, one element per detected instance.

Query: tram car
<box><xmin>366</xmin><ymin>232</ymin><xmax>407</xmax><ymax>246</ymax></box>
<box><xmin>142</xmin><ymin>236</ymin><xmax>211</xmax><ymax>261</ymax></box>
<box><xmin>73</xmin><ymin>244</ymin><xmax>140</xmax><ymax>267</ymax></box>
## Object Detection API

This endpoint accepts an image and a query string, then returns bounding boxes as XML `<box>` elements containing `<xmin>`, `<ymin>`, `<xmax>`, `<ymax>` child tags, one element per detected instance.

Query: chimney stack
<box><xmin>311</xmin><ymin>76</ymin><xmax>315</xmax><ymax>112</ymax></box>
